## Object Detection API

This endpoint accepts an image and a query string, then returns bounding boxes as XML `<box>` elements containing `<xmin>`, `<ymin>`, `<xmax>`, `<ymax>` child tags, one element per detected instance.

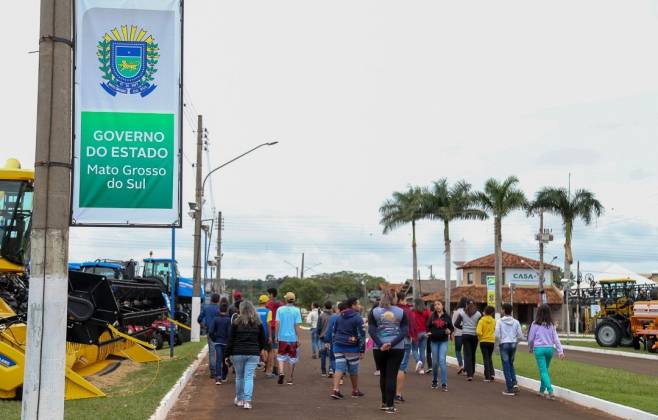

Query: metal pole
<box><xmin>300</xmin><ymin>252</ymin><xmax>305</xmax><ymax>279</ymax></box>
<box><xmin>215</xmin><ymin>211</ymin><xmax>223</xmax><ymax>295</ymax></box>
<box><xmin>22</xmin><ymin>0</ymin><xmax>71</xmax><ymax>418</ymax></box>
<box><xmin>203</xmin><ymin>227</ymin><xmax>208</xmax><ymax>295</ymax></box>
<box><xmin>576</xmin><ymin>261</ymin><xmax>580</xmax><ymax>335</ymax></box>
<box><xmin>538</xmin><ymin>210</ymin><xmax>545</xmax><ymax>304</ymax></box>
<box><xmin>170</xmin><ymin>227</ymin><xmax>176</xmax><ymax>358</ymax></box>
<box><xmin>191</xmin><ymin>115</ymin><xmax>203</xmax><ymax>342</ymax></box>
<box><xmin>566</xmin><ymin>282</ymin><xmax>571</xmax><ymax>341</ymax></box>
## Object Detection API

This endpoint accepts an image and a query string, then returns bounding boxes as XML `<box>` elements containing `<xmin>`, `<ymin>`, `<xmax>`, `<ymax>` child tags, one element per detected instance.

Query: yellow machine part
<box><xmin>0</xmin><ymin>322</ymin><xmax>161</xmax><ymax>400</ymax></box>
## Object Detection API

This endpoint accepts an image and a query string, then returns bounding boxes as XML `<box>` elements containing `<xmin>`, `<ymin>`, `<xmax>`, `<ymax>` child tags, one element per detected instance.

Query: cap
<box><xmin>233</xmin><ymin>290</ymin><xmax>242</xmax><ymax>299</ymax></box>
<box><xmin>284</xmin><ymin>292</ymin><xmax>295</xmax><ymax>302</ymax></box>
<box><xmin>258</xmin><ymin>295</ymin><xmax>269</xmax><ymax>304</ymax></box>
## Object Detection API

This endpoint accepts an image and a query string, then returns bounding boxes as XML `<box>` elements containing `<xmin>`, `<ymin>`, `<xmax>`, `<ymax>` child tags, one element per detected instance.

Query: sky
<box><xmin>3</xmin><ymin>0</ymin><xmax>658</xmax><ymax>282</ymax></box>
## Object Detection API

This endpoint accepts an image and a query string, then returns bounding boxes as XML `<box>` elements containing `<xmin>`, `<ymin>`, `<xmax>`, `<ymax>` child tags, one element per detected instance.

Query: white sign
<box><xmin>505</xmin><ymin>268</ymin><xmax>553</xmax><ymax>286</ymax></box>
<box><xmin>73</xmin><ymin>0</ymin><xmax>182</xmax><ymax>226</ymax></box>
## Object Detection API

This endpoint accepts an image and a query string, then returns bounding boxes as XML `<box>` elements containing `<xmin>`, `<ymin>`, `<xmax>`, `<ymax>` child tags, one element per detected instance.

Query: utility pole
<box><xmin>191</xmin><ymin>115</ymin><xmax>203</xmax><ymax>342</ymax></box>
<box><xmin>428</xmin><ymin>265</ymin><xmax>433</xmax><ymax>279</ymax></box>
<box><xmin>300</xmin><ymin>252</ymin><xmax>305</xmax><ymax>279</ymax></box>
<box><xmin>22</xmin><ymin>0</ymin><xmax>72</xmax><ymax>418</ymax></box>
<box><xmin>576</xmin><ymin>260</ymin><xmax>581</xmax><ymax>335</ymax></box>
<box><xmin>535</xmin><ymin>210</ymin><xmax>553</xmax><ymax>305</ymax></box>
<box><xmin>215</xmin><ymin>211</ymin><xmax>223</xmax><ymax>295</ymax></box>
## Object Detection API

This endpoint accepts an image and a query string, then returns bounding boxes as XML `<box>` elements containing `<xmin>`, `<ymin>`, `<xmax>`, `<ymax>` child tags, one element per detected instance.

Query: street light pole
<box><xmin>191</xmin><ymin>115</ymin><xmax>203</xmax><ymax>342</ymax></box>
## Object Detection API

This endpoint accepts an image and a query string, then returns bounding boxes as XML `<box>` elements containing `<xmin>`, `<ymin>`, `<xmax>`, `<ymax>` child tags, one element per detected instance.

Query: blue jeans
<box><xmin>430</xmin><ymin>340</ymin><xmax>449</xmax><ymax>385</ymax></box>
<box><xmin>399</xmin><ymin>342</ymin><xmax>412</xmax><ymax>372</ymax></box>
<box><xmin>411</xmin><ymin>333</ymin><xmax>428</xmax><ymax>368</ymax></box>
<box><xmin>214</xmin><ymin>343</ymin><xmax>227</xmax><ymax>381</ymax></box>
<box><xmin>207</xmin><ymin>336</ymin><xmax>216</xmax><ymax>376</ymax></box>
<box><xmin>454</xmin><ymin>335</ymin><xmax>464</xmax><ymax>367</ymax></box>
<box><xmin>311</xmin><ymin>328</ymin><xmax>320</xmax><ymax>355</ymax></box>
<box><xmin>499</xmin><ymin>343</ymin><xmax>518</xmax><ymax>392</ymax></box>
<box><xmin>320</xmin><ymin>343</ymin><xmax>335</xmax><ymax>373</ymax></box>
<box><xmin>232</xmin><ymin>355</ymin><xmax>260</xmax><ymax>402</ymax></box>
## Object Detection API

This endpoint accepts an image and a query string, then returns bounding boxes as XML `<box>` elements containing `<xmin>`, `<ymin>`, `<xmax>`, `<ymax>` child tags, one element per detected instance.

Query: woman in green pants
<box><xmin>527</xmin><ymin>304</ymin><xmax>565</xmax><ymax>400</ymax></box>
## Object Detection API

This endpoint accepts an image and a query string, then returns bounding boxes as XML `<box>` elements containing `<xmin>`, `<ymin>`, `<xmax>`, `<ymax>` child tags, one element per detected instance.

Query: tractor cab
<box><xmin>0</xmin><ymin>159</ymin><xmax>34</xmax><ymax>274</ymax></box>
<box><xmin>598</xmin><ymin>279</ymin><xmax>637</xmax><ymax>317</ymax></box>
<box><xmin>79</xmin><ymin>259</ymin><xmax>139</xmax><ymax>281</ymax></box>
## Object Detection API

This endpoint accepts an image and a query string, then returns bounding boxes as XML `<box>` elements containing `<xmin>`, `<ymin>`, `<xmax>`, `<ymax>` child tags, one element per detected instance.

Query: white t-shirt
<box><xmin>306</xmin><ymin>308</ymin><xmax>319</xmax><ymax>328</ymax></box>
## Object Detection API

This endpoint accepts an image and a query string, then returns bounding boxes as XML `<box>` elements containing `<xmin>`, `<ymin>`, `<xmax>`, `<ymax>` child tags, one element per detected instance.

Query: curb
<box><xmin>561</xmin><ymin>344</ymin><xmax>658</xmax><ymax>360</ymax></box>
<box><xmin>149</xmin><ymin>344</ymin><xmax>209</xmax><ymax>420</ymax></box>
<box><xmin>446</xmin><ymin>356</ymin><xmax>657</xmax><ymax>420</ymax></box>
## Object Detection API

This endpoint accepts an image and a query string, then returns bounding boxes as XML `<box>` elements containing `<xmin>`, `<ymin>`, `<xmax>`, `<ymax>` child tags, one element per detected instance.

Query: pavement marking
<box><xmin>560</xmin><ymin>344</ymin><xmax>658</xmax><ymax>360</ymax></box>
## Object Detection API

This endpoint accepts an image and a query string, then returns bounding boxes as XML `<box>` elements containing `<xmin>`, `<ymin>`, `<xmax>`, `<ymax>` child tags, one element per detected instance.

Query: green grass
<box><xmin>0</xmin><ymin>341</ymin><xmax>206</xmax><ymax>420</ymax></box>
<box><xmin>562</xmin><ymin>340</ymin><xmax>658</xmax><ymax>355</ymax></box>
<box><xmin>450</xmin><ymin>343</ymin><xmax>658</xmax><ymax>414</ymax></box>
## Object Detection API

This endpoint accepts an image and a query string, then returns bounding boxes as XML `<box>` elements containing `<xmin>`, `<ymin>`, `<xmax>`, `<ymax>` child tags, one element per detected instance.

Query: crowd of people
<box><xmin>197</xmin><ymin>287</ymin><xmax>566</xmax><ymax>414</ymax></box>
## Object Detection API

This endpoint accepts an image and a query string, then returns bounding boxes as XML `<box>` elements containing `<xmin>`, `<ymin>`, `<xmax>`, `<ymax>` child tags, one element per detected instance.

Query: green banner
<box><xmin>79</xmin><ymin>111</ymin><xmax>174</xmax><ymax>209</ymax></box>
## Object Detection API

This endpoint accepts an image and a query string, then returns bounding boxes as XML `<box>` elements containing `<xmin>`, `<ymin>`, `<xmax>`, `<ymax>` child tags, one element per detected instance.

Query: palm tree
<box><xmin>530</xmin><ymin>187</ymin><xmax>603</xmax><ymax>302</ymax></box>
<box><xmin>475</xmin><ymin>176</ymin><xmax>528</xmax><ymax>313</ymax></box>
<box><xmin>380</xmin><ymin>186</ymin><xmax>425</xmax><ymax>299</ymax></box>
<box><xmin>421</xmin><ymin>179</ymin><xmax>488</xmax><ymax>310</ymax></box>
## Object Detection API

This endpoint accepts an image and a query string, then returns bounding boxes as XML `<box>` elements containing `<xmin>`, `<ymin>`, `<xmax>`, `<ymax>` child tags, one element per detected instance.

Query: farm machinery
<box><xmin>575</xmin><ymin>278</ymin><xmax>658</xmax><ymax>352</ymax></box>
<box><xmin>0</xmin><ymin>159</ymin><xmax>171</xmax><ymax>400</ymax></box>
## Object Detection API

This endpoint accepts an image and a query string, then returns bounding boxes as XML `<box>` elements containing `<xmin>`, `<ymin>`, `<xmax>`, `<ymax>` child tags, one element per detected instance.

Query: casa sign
<box><xmin>505</xmin><ymin>268</ymin><xmax>553</xmax><ymax>286</ymax></box>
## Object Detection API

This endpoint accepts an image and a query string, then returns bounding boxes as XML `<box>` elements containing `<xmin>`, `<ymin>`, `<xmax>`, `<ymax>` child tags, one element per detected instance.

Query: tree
<box><xmin>421</xmin><ymin>179</ymin><xmax>488</xmax><ymax>309</ymax></box>
<box><xmin>530</xmin><ymin>187</ymin><xmax>603</xmax><ymax>329</ymax></box>
<box><xmin>475</xmin><ymin>176</ymin><xmax>528</xmax><ymax>313</ymax></box>
<box><xmin>279</xmin><ymin>278</ymin><xmax>324</xmax><ymax>308</ymax></box>
<box><xmin>380</xmin><ymin>186</ymin><xmax>426</xmax><ymax>299</ymax></box>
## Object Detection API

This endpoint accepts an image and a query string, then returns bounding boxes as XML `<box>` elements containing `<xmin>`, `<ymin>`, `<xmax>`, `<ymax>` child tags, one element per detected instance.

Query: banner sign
<box><xmin>505</xmin><ymin>268</ymin><xmax>553</xmax><ymax>286</ymax></box>
<box><xmin>73</xmin><ymin>0</ymin><xmax>182</xmax><ymax>226</ymax></box>
<box><xmin>486</xmin><ymin>275</ymin><xmax>496</xmax><ymax>307</ymax></box>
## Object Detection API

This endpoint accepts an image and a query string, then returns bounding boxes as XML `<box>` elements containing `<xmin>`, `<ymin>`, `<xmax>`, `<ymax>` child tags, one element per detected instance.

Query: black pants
<box><xmin>480</xmin><ymin>342</ymin><xmax>495</xmax><ymax>380</ymax></box>
<box><xmin>462</xmin><ymin>334</ymin><xmax>479</xmax><ymax>378</ymax></box>
<box><xmin>426</xmin><ymin>336</ymin><xmax>432</xmax><ymax>368</ymax></box>
<box><xmin>373</xmin><ymin>349</ymin><xmax>404</xmax><ymax>407</ymax></box>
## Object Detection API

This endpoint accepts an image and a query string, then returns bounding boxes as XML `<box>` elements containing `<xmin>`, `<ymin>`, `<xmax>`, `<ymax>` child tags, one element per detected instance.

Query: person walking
<box><xmin>368</xmin><ymin>290</ymin><xmax>409</xmax><ymax>414</ymax></box>
<box><xmin>477</xmin><ymin>306</ymin><xmax>496</xmax><ymax>382</ymax></box>
<box><xmin>307</xmin><ymin>302</ymin><xmax>320</xmax><ymax>359</ymax></box>
<box><xmin>266</xmin><ymin>288</ymin><xmax>283</xmax><ymax>376</ymax></box>
<box><xmin>528</xmin><ymin>304</ymin><xmax>565</xmax><ymax>400</ymax></box>
<box><xmin>425</xmin><ymin>302</ymin><xmax>435</xmax><ymax>375</ymax></box>
<box><xmin>225</xmin><ymin>301</ymin><xmax>267</xmax><ymax>410</ymax></box>
<box><xmin>197</xmin><ymin>293</ymin><xmax>220</xmax><ymax>378</ymax></box>
<box><xmin>327</xmin><ymin>297</ymin><xmax>366</xmax><ymax>400</ymax></box>
<box><xmin>427</xmin><ymin>300</ymin><xmax>454</xmax><ymax>391</ymax></box>
<box><xmin>317</xmin><ymin>301</ymin><xmax>334</xmax><ymax>376</ymax></box>
<box><xmin>208</xmin><ymin>301</ymin><xmax>232</xmax><ymax>384</ymax></box>
<box><xmin>452</xmin><ymin>297</ymin><xmax>468</xmax><ymax>375</ymax></box>
<box><xmin>275</xmin><ymin>292</ymin><xmax>303</xmax><ymax>385</ymax></box>
<box><xmin>495</xmin><ymin>303</ymin><xmax>524</xmax><ymax>396</ymax></box>
<box><xmin>256</xmin><ymin>295</ymin><xmax>273</xmax><ymax>376</ymax></box>
<box><xmin>456</xmin><ymin>298</ymin><xmax>481</xmax><ymax>381</ymax></box>
<box><xmin>411</xmin><ymin>299</ymin><xmax>430</xmax><ymax>375</ymax></box>
<box><xmin>323</xmin><ymin>302</ymin><xmax>344</xmax><ymax>378</ymax></box>
<box><xmin>229</xmin><ymin>290</ymin><xmax>244</xmax><ymax>317</ymax></box>
<box><xmin>395</xmin><ymin>293</ymin><xmax>416</xmax><ymax>403</ymax></box>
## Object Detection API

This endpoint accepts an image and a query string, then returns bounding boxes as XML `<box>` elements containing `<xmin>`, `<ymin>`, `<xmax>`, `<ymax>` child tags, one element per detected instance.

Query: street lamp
<box><xmin>521</xmin><ymin>257</ymin><xmax>558</xmax><ymax>305</ymax></box>
<box><xmin>190</xmin><ymin>141</ymin><xmax>278</xmax><ymax>342</ymax></box>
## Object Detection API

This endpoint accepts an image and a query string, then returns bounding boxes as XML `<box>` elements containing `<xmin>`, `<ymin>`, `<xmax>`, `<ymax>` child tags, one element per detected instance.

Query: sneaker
<box><xmin>483</xmin><ymin>379</ymin><xmax>492</xmax><ymax>383</ymax></box>
<box><xmin>339</xmin><ymin>378</ymin><xmax>343</xmax><ymax>385</ymax></box>
<box><xmin>373</xmin><ymin>370</ymin><xmax>380</xmax><ymax>376</ymax></box>
<box><xmin>546</xmin><ymin>393</ymin><xmax>556</xmax><ymax>401</ymax></box>
<box><xmin>328</xmin><ymin>372</ymin><xmax>334</xmax><ymax>378</ymax></box>
<box><xmin>431</xmin><ymin>381</ymin><xmax>438</xmax><ymax>389</ymax></box>
<box><xmin>287</xmin><ymin>378</ymin><xmax>294</xmax><ymax>385</ymax></box>
<box><xmin>467</xmin><ymin>377</ymin><xmax>473</xmax><ymax>382</ymax></box>
<box><xmin>215</xmin><ymin>380</ymin><xmax>221</xmax><ymax>385</ymax></box>
<box><xmin>380</xmin><ymin>404</ymin><xmax>389</xmax><ymax>411</ymax></box>
<box><xmin>457</xmin><ymin>367</ymin><xmax>464</xmax><ymax>375</ymax></box>
<box><xmin>415</xmin><ymin>361</ymin><xmax>423</xmax><ymax>373</ymax></box>
<box><xmin>234</xmin><ymin>398</ymin><xmax>244</xmax><ymax>407</ymax></box>
<box><xmin>321</xmin><ymin>372</ymin><xmax>327</xmax><ymax>377</ymax></box>
<box><xmin>277</xmin><ymin>374</ymin><xmax>285</xmax><ymax>385</ymax></box>
<box><xmin>394</xmin><ymin>395</ymin><xmax>405</xmax><ymax>403</ymax></box>
<box><xmin>513</xmin><ymin>385</ymin><xmax>520</xmax><ymax>393</ymax></box>
<box><xmin>441</xmin><ymin>384</ymin><xmax>448</xmax><ymax>392</ymax></box>
<box><xmin>418</xmin><ymin>369</ymin><xmax>425</xmax><ymax>375</ymax></box>
<box><xmin>425</xmin><ymin>368</ymin><xmax>432</xmax><ymax>375</ymax></box>
<box><xmin>243</xmin><ymin>402</ymin><xmax>252</xmax><ymax>409</ymax></box>
<box><xmin>502</xmin><ymin>391</ymin><xmax>516</xmax><ymax>396</ymax></box>
<box><xmin>351</xmin><ymin>389</ymin><xmax>365</xmax><ymax>398</ymax></box>
<box><xmin>331</xmin><ymin>390</ymin><xmax>345</xmax><ymax>400</ymax></box>
<box><xmin>384</xmin><ymin>407</ymin><xmax>398</xmax><ymax>414</ymax></box>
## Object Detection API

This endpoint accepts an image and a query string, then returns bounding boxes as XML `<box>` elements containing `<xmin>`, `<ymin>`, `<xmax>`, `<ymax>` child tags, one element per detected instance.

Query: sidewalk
<box><xmin>167</xmin><ymin>332</ymin><xmax>613</xmax><ymax>420</ymax></box>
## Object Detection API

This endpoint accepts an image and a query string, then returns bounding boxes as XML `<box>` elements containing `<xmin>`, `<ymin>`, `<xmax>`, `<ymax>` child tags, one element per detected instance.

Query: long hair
<box><xmin>465</xmin><ymin>299</ymin><xmax>477</xmax><ymax>317</ymax></box>
<box><xmin>380</xmin><ymin>290</ymin><xmax>394</xmax><ymax>308</ymax></box>
<box><xmin>457</xmin><ymin>296</ymin><xmax>468</xmax><ymax>310</ymax></box>
<box><xmin>235</xmin><ymin>300</ymin><xmax>261</xmax><ymax>327</ymax></box>
<box><xmin>413</xmin><ymin>298</ymin><xmax>425</xmax><ymax>312</ymax></box>
<box><xmin>535</xmin><ymin>304</ymin><xmax>553</xmax><ymax>326</ymax></box>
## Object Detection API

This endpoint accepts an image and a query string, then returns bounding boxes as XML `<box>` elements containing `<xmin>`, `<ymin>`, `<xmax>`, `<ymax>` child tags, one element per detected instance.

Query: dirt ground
<box><xmin>167</xmin><ymin>332</ymin><xmax>613</xmax><ymax>420</ymax></box>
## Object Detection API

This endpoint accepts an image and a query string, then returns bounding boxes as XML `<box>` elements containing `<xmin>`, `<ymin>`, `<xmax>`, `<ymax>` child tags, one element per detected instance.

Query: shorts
<box><xmin>277</xmin><ymin>341</ymin><xmax>300</xmax><ymax>364</ymax></box>
<box><xmin>270</xmin><ymin>329</ymin><xmax>279</xmax><ymax>349</ymax></box>
<box><xmin>334</xmin><ymin>352</ymin><xmax>360</xmax><ymax>376</ymax></box>
<box><xmin>399</xmin><ymin>343</ymin><xmax>412</xmax><ymax>373</ymax></box>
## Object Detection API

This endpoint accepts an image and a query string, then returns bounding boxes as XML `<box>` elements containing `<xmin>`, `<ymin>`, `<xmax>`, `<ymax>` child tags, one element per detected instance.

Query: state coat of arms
<box><xmin>97</xmin><ymin>25</ymin><xmax>159</xmax><ymax>97</ymax></box>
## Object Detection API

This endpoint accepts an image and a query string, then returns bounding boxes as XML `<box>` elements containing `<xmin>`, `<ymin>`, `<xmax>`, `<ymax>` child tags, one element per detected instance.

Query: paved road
<box><xmin>518</xmin><ymin>343</ymin><xmax>658</xmax><ymax>377</ymax></box>
<box><xmin>168</xmin><ymin>332</ymin><xmax>613</xmax><ymax>420</ymax></box>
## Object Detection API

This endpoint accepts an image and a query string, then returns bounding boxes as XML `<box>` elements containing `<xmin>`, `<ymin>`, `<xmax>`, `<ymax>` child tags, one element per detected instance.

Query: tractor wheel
<box><xmin>595</xmin><ymin>321</ymin><xmax>621</xmax><ymax>347</ymax></box>
<box><xmin>620</xmin><ymin>335</ymin><xmax>634</xmax><ymax>347</ymax></box>
<box><xmin>648</xmin><ymin>338</ymin><xmax>657</xmax><ymax>354</ymax></box>
<box><xmin>149</xmin><ymin>333</ymin><xmax>164</xmax><ymax>350</ymax></box>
